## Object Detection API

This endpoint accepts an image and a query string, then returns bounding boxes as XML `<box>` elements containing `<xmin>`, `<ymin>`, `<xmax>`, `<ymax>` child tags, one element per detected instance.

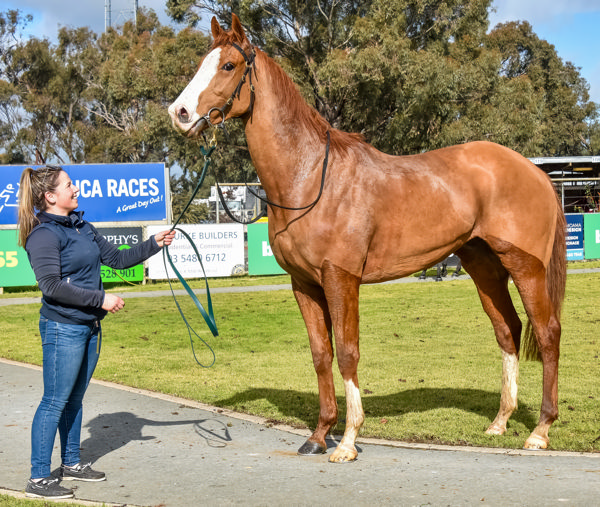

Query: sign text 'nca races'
<box><xmin>75</xmin><ymin>177</ymin><xmax>163</xmax><ymax>214</ymax></box>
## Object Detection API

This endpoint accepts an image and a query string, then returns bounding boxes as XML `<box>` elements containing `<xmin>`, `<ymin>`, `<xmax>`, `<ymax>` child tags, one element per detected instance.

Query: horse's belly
<box><xmin>361</xmin><ymin>242</ymin><xmax>464</xmax><ymax>283</ymax></box>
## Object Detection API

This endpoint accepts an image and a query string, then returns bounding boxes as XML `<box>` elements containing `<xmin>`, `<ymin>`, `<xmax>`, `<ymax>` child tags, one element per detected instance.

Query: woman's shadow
<box><xmin>80</xmin><ymin>412</ymin><xmax>232</xmax><ymax>462</ymax></box>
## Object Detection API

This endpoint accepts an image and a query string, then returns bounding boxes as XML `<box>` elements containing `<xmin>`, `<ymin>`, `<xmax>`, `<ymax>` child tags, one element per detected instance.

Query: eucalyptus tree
<box><xmin>0</xmin><ymin>10</ymin><xmax>41</xmax><ymax>163</ymax></box>
<box><xmin>487</xmin><ymin>20</ymin><xmax>597</xmax><ymax>156</ymax></box>
<box><xmin>165</xmin><ymin>0</ymin><xmax>597</xmax><ymax>158</ymax></box>
<box><xmin>2</xmin><ymin>1</ymin><xmax>597</xmax><ymax>177</ymax></box>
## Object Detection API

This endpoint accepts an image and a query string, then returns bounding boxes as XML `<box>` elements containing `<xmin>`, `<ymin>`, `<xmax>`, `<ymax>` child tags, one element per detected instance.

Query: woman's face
<box><xmin>45</xmin><ymin>170</ymin><xmax>79</xmax><ymax>216</ymax></box>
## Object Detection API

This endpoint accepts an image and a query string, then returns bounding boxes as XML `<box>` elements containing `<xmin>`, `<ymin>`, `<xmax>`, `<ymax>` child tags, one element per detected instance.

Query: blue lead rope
<box><xmin>163</xmin><ymin>143</ymin><xmax>219</xmax><ymax>367</ymax></box>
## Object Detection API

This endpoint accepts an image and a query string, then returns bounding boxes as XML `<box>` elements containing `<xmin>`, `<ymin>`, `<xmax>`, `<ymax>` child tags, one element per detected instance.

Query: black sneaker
<box><xmin>60</xmin><ymin>462</ymin><xmax>106</xmax><ymax>482</ymax></box>
<box><xmin>25</xmin><ymin>477</ymin><xmax>74</xmax><ymax>499</ymax></box>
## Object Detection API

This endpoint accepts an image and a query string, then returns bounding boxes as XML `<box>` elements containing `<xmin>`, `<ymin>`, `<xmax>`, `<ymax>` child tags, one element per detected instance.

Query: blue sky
<box><xmin>488</xmin><ymin>1</ymin><xmax>600</xmax><ymax>104</ymax></box>
<box><xmin>2</xmin><ymin>0</ymin><xmax>600</xmax><ymax>103</ymax></box>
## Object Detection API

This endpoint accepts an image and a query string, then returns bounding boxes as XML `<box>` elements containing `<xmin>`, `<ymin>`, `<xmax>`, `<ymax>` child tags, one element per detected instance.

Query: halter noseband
<box><xmin>202</xmin><ymin>42</ymin><xmax>256</xmax><ymax>128</ymax></box>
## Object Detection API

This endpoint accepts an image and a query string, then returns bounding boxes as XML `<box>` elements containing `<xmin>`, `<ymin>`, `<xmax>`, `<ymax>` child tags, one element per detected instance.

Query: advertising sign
<box><xmin>146</xmin><ymin>224</ymin><xmax>245</xmax><ymax>279</ymax></box>
<box><xmin>247</xmin><ymin>222</ymin><xmax>286</xmax><ymax>275</ymax></box>
<box><xmin>565</xmin><ymin>214</ymin><xmax>584</xmax><ymax>261</ymax></box>
<box><xmin>584</xmin><ymin>213</ymin><xmax>600</xmax><ymax>259</ymax></box>
<box><xmin>0</xmin><ymin>229</ymin><xmax>37</xmax><ymax>287</ymax></box>
<box><xmin>96</xmin><ymin>227</ymin><xmax>145</xmax><ymax>283</ymax></box>
<box><xmin>0</xmin><ymin>163</ymin><xmax>169</xmax><ymax>225</ymax></box>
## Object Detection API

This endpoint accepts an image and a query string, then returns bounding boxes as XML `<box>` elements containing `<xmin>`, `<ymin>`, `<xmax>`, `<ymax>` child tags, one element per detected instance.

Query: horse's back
<box><xmin>357</xmin><ymin>141</ymin><xmax>559</xmax><ymax>279</ymax></box>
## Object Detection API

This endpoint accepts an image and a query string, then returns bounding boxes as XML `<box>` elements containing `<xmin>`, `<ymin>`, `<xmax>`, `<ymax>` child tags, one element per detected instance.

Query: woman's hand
<box><xmin>154</xmin><ymin>229</ymin><xmax>176</xmax><ymax>248</ymax></box>
<box><xmin>102</xmin><ymin>293</ymin><xmax>125</xmax><ymax>313</ymax></box>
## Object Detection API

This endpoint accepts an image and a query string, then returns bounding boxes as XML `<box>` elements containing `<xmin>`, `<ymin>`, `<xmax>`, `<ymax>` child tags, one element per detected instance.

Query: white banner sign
<box><xmin>147</xmin><ymin>223</ymin><xmax>245</xmax><ymax>279</ymax></box>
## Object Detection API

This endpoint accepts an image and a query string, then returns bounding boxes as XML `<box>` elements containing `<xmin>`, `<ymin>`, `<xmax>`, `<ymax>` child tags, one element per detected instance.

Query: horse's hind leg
<box><xmin>507</xmin><ymin>263</ymin><xmax>561</xmax><ymax>449</ymax></box>
<box><xmin>292</xmin><ymin>277</ymin><xmax>336</xmax><ymax>456</ymax></box>
<box><xmin>485</xmin><ymin>237</ymin><xmax>561</xmax><ymax>449</ymax></box>
<box><xmin>457</xmin><ymin>241</ymin><xmax>523</xmax><ymax>436</ymax></box>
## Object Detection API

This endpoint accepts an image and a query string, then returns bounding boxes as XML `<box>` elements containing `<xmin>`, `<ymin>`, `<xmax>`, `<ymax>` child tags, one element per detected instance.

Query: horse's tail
<box><xmin>521</xmin><ymin>195</ymin><xmax>567</xmax><ymax>361</ymax></box>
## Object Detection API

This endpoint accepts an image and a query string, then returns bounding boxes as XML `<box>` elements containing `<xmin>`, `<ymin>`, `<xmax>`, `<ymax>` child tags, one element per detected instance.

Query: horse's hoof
<box><xmin>329</xmin><ymin>445</ymin><xmax>358</xmax><ymax>463</ymax></box>
<box><xmin>297</xmin><ymin>440</ymin><xmax>327</xmax><ymax>455</ymax></box>
<box><xmin>523</xmin><ymin>434</ymin><xmax>548</xmax><ymax>450</ymax></box>
<box><xmin>485</xmin><ymin>423</ymin><xmax>506</xmax><ymax>436</ymax></box>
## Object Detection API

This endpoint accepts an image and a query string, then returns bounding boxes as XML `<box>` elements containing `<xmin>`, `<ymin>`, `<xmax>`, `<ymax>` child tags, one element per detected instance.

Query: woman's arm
<box><xmin>26</xmin><ymin>227</ymin><xmax>105</xmax><ymax>308</ymax></box>
<box><xmin>93</xmin><ymin>226</ymin><xmax>172</xmax><ymax>269</ymax></box>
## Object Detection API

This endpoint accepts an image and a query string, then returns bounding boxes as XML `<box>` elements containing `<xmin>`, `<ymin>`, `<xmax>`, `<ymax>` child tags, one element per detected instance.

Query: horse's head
<box><xmin>168</xmin><ymin>14</ymin><xmax>255</xmax><ymax>138</ymax></box>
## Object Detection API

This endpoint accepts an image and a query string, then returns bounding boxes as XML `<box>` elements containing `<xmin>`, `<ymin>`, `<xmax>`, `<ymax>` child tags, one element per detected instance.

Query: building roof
<box><xmin>529</xmin><ymin>156</ymin><xmax>600</xmax><ymax>179</ymax></box>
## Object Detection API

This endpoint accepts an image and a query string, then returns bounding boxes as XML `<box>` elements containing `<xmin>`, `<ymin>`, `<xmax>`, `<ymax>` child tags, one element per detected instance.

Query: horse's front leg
<box><xmin>292</xmin><ymin>278</ymin><xmax>337</xmax><ymax>455</ymax></box>
<box><xmin>322</xmin><ymin>260</ymin><xmax>364</xmax><ymax>463</ymax></box>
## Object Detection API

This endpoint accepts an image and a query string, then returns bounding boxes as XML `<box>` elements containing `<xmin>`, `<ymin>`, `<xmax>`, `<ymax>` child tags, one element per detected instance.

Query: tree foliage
<box><xmin>487</xmin><ymin>20</ymin><xmax>595</xmax><ymax>156</ymax></box>
<box><xmin>165</xmin><ymin>0</ymin><xmax>598</xmax><ymax>156</ymax></box>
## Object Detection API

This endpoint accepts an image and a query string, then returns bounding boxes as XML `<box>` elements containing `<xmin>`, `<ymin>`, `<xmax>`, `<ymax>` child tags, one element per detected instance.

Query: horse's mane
<box><xmin>212</xmin><ymin>32</ymin><xmax>365</xmax><ymax>153</ymax></box>
<box><xmin>255</xmin><ymin>49</ymin><xmax>365</xmax><ymax>152</ymax></box>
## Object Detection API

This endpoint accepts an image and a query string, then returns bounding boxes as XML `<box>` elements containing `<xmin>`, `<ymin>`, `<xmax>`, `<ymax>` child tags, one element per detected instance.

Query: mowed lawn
<box><xmin>1</xmin><ymin>270</ymin><xmax>599</xmax><ymax>452</ymax></box>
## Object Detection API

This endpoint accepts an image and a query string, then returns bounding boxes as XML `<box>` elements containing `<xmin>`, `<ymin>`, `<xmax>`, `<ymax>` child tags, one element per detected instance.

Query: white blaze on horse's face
<box><xmin>168</xmin><ymin>48</ymin><xmax>222</xmax><ymax>134</ymax></box>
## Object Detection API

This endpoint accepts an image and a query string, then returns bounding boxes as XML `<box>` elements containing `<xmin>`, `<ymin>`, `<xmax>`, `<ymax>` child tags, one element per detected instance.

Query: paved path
<box><xmin>1</xmin><ymin>359</ymin><xmax>599</xmax><ymax>506</ymax></box>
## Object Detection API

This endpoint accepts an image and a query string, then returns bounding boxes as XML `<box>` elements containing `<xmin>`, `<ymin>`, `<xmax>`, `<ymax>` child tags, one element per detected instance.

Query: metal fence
<box><xmin>552</xmin><ymin>178</ymin><xmax>600</xmax><ymax>214</ymax></box>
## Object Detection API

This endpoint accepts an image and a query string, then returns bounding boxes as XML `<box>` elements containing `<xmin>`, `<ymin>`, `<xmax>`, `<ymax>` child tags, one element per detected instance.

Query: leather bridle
<box><xmin>201</xmin><ymin>42</ymin><xmax>256</xmax><ymax>128</ymax></box>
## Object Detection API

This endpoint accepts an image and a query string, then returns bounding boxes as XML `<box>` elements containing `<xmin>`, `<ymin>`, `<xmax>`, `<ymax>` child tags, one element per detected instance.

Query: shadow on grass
<box><xmin>214</xmin><ymin>386</ymin><xmax>539</xmax><ymax>436</ymax></box>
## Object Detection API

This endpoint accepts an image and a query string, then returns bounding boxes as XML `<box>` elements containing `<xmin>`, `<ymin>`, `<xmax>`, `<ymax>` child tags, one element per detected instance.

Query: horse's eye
<box><xmin>222</xmin><ymin>62</ymin><xmax>235</xmax><ymax>71</ymax></box>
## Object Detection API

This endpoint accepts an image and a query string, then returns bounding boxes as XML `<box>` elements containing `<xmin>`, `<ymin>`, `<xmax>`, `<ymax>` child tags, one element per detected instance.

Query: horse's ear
<box><xmin>211</xmin><ymin>16</ymin><xmax>224</xmax><ymax>40</ymax></box>
<box><xmin>231</xmin><ymin>13</ymin><xmax>247</xmax><ymax>43</ymax></box>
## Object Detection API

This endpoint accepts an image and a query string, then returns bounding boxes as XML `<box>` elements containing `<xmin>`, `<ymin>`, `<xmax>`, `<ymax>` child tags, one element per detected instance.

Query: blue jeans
<box><xmin>30</xmin><ymin>317</ymin><xmax>101</xmax><ymax>479</ymax></box>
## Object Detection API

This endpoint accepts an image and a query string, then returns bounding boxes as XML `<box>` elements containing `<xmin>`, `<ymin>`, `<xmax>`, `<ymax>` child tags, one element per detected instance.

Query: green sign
<box><xmin>584</xmin><ymin>214</ymin><xmax>600</xmax><ymax>259</ymax></box>
<box><xmin>100</xmin><ymin>245</ymin><xmax>145</xmax><ymax>283</ymax></box>
<box><xmin>247</xmin><ymin>221</ymin><xmax>286</xmax><ymax>275</ymax></box>
<box><xmin>96</xmin><ymin>227</ymin><xmax>145</xmax><ymax>283</ymax></box>
<box><xmin>0</xmin><ymin>229</ymin><xmax>37</xmax><ymax>287</ymax></box>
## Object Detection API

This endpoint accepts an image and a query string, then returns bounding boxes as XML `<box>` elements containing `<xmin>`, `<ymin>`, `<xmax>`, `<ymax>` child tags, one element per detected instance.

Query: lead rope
<box><xmin>163</xmin><ymin>134</ymin><xmax>219</xmax><ymax>367</ymax></box>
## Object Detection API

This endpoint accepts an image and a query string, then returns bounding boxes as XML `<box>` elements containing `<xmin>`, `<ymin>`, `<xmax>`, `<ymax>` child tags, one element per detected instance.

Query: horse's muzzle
<box><xmin>169</xmin><ymin>104</ymin><xmax>207</xmax><ymax>138</ymax></box>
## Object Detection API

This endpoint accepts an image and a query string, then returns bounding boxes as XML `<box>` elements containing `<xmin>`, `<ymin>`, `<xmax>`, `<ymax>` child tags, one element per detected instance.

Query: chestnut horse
<box><xmin>169</xmin><ymin>14</ymin><xmax>566</xmax><ymax>462</ymax></box>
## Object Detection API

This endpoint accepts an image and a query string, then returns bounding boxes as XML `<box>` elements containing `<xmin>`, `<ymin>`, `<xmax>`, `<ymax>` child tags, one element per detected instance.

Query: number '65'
<box><xmin>0</xmin><ymin>251</ymin><xmax>18</xmax><ymax>268</ymax></box>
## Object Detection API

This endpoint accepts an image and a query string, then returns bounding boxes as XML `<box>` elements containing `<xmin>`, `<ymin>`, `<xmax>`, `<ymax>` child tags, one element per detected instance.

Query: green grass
<box><xmin>1</xmin><ymin>270</ymin><xmax>600</xmax><ymax>452</ymax></box>
<box><xmin>2</xmin><ymin>259</ymin><xmax>598</xmax><ymax>299</ymax></box>
<box><xmin>0</xmin><ymin>274</ymin><xmax>292</xmax><ymax>298</ymax></box>
<box><xmin>0</xmin><ymin>493</ymin><xmax>106</xmax><ymax>506</ymax></box>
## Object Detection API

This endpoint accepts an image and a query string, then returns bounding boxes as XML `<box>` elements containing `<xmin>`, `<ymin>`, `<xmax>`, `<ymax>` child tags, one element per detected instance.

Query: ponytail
<box><xmin>17</xmin><ymin>166</ymin><xmax>63</xmax><ymax>247</ymax></box>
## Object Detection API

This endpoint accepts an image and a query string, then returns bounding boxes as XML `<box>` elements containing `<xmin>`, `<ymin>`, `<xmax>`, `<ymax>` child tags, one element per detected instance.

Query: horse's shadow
<box><xmin>215</xmin><ymin>386</ymin><xmax>538</xmax><ymax>437</ymax></box>
<box><xmin>79</xmin><ymin>412</ymin><xmax>231</xmax><ymax>462</ymax></box>
<box><xmin>78</xmin><ymin>388</ymin><xmax>538</xmax><ymax>463</ymax></box>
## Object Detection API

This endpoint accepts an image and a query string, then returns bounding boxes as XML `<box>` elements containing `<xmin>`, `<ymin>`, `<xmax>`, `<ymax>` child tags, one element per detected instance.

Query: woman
<box><xmin>17</xmin><ymin>165</ymin><xmax>176</xmax><ymax>499</ymax></box>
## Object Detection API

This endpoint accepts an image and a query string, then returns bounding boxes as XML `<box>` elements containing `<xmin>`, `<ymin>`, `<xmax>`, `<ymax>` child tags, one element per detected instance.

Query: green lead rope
<box><xmin>163</xmin><ymin>143</ymin><xmax>219</xmax><ymax>367</ymax></box>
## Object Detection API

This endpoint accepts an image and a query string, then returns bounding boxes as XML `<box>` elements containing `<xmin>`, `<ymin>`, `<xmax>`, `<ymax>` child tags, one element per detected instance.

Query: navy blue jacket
<box><xmin>26</xmin><ymin>211</ymin><xmax>161</xmax><ymax>324</ymax></box>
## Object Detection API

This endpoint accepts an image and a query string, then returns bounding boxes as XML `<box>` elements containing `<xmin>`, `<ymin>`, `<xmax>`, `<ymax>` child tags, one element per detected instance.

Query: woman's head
<box><xmin>17</xmin><ymin>166</ymin><xmax>79</xmax><ymax>246</ymax></box>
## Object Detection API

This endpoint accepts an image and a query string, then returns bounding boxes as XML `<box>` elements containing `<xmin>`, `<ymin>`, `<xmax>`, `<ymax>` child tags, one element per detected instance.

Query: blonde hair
<box><xmin>17</xmin><ymin>166</ymin><xmax>63</xmax><ymax>247</ymax></box>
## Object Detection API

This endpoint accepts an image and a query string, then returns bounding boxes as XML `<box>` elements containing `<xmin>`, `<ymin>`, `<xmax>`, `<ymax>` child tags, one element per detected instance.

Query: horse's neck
<box><xmin>243</xmin><ymin>55</ymin><xmax>327</xmax><ymax>205</ymax></box>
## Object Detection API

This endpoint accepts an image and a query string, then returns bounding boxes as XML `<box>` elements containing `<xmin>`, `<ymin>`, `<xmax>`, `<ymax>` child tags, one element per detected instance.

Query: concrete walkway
<box><xmin>1</xmin><ymin>359</ymin><xmax>599</xmax><ymax>506</ymax></box>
